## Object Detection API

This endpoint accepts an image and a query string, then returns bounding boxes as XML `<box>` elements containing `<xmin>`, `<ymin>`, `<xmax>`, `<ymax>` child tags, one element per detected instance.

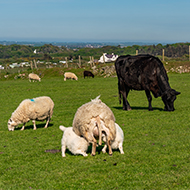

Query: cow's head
<box><xmin>162</xmin><ymin>89</ymin><xmax>180</xmax><ymax>111</ymax></box>
<box><xmin>8</xmin><ymin>118</ymin><xmax>17</xmax><ymax>131</ymax></box>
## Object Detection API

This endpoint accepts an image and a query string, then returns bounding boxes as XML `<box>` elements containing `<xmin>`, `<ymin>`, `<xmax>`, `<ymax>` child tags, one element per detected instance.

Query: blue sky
<box><xmin>0</xmin><ymin>0</ymin><xmax>189</xmax><ymax>43</ymax></box>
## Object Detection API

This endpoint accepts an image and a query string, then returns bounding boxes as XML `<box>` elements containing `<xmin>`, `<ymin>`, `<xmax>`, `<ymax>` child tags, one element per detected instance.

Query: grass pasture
<box><xmin>0</xmin><ymin>73</ymin><xmax>190</xmax><ymax>189</ymax></box>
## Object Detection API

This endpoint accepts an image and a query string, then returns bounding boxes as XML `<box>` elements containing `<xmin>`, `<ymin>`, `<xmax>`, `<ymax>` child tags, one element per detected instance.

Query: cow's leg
<box><xmin>145</xmin><ymin>90</ymin><xmax>153</xmax><ymax>111</ymax></box>
<box><xmin>120</xmin><ymin>88</ymin><xmax>131</xmax><ymax>111</ymax></box>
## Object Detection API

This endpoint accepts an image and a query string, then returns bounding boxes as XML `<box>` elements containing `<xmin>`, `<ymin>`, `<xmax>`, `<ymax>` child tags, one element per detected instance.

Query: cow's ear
<box><xmin>172</xmin><ymin>89</ymin><xmax>181</xmax><ymax>96</ymax></box>
<box><xmin>175</xmin><ymin>90</ymin><xmax>181</xmax><ymax>95</ymax></box>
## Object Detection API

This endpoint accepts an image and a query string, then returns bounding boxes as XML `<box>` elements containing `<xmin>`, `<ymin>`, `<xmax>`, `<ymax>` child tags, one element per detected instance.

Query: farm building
<box><xmin>98</xmin><ymin>53</ymin><xmax>118</xmax><ymax>63</ymax></box>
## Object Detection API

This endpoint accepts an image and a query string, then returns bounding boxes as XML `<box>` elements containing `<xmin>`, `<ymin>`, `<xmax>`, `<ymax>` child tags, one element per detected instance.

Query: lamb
<box><xmin>8</xmin><ymin>96</ymin><xmax>54</xmax><ymax>131</ymax></box>
<box><xmin>102</xmin><ymin>123</ymin><xmax>124</xmax><ymax>154</ymax></box>
<box><xmin>59</xmin><ymin>125</ymin><xmax>89</xmax><ymax>157</ymax></box>
<box><xmin>59</xmin><ymin>123</ymin><xmax>124</xmax><ymax>157</ymax></box>
<box><xmin>64</xmin><ymin>72</ymin><xmax>78</xmax><ymax>81</ymax></box>
<box><xmin>72</xmin><ymin>95</ymin><xmax>116</xmax><ymax>156</ymax></box>
<box><xmin>84</xmin><ymin>70</ymin><xmax>94</xmax><ymax>78</ymax></box>
<box><xmin>28</xmin><ymin>73</ymin><xmax>41</xmax><ymax>82</ymax></box>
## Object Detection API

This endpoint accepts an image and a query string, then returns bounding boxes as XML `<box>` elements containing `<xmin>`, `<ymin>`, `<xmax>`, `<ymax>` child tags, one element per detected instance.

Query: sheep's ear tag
<box><xmin>30</xmin><ymin>99</ymin><xmax>35</xmax><ymax>102</ymax></box>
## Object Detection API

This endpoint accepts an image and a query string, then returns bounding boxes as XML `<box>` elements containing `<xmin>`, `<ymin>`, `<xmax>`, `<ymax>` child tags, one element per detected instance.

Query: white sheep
<box><xmin>28</xmin><ymin>73</ymin><xmax>41</xmax><ymax>82</ymax></box>
<box><xmin>8</xmin><ymin>96</ymin><xmax>54</xmax><ymax>131</ymax></box>
<box><xmin>72</xmin><ymin>95</ymin><xmax>116</xmax><ymax>156</ymax></box>
<box><xmin>59</xmin><ymin>125</ymin><xmax>89</xmax><ymax>157</ymax></box>
<box><xmin>102</xmin><ymin>123</ymin><xmax>124</xmax><ymax>154</ymax></box>
<box><xmin>64</xmin><ymin>72</ymin><xmax>78</xmax><ymax>81</ymax></box>
<box><xmin>59</xmin><ymin>123</ymin><xmax>124</xmax><ymax>157</ymax></box>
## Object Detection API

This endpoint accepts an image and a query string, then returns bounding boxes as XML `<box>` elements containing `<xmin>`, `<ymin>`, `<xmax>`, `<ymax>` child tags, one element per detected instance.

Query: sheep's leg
<box><xmin>91</xmin><ymin>141</ymin><xmax>97</xmax><ymax>156</ymax></box>
<box><xmin>119</xmin><ymin>143</ymin><xmax>124</xmax><ymax>154</ymax></box>
<box><xmin>107</xmin><ymin>140</ymin><xmax>113</xmax><ymax>156</ymax></box>
<box><xmin>96</xmin><ymin>116</ymin><xmax>102</xmax><ymax>146</ymax></box>
<box><xmin>102</xmin><ymin>144</ymin><xmax>107</xmax><ymax>153</ymax></box>
<box><xmin>20</xmin><ymin>123</ymin><xmax>26</xmax><ymax>130</ymax></box>
<box><xmin>44</xmin><ymin>117</ymin><xmax>50</xmax><ymax>128</ymax></box>
<box><xmin>75</xmin><ymin>150</ymin><xmax>88</xmax><ymax>157</ymax></box>
<box><xmin>32</xmin><ymin>120</ymin><xmax>37</xmax><ymax>130</ymax></box>
<box><xmin>61</xmin><ymin>143</ymin><xmax>66</xmax><ymax>157</ymax></box>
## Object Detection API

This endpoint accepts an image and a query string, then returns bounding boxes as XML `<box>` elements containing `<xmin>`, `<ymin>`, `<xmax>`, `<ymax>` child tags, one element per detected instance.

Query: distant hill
<box><xmin>0</xmin><ymin>42</ymin><xmax>189</xmax><ymax>60</ymax></box>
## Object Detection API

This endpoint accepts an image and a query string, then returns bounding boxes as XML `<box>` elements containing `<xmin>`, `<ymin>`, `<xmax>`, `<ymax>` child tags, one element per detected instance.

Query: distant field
<box><xmin>0</xmin><ymin>73</ymin><xmax>190</xmax><ymax>189</ymax></box>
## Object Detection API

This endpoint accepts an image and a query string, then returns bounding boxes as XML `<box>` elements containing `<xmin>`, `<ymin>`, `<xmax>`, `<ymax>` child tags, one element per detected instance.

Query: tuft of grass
<box><xmin>0</xmin><ymin>73</ymin><xmax>190</xmax><ymax>189</ymax></box>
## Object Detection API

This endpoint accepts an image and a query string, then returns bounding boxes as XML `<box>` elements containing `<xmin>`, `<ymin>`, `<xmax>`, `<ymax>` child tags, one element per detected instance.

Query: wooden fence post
<box><xmin>33</xmin><ymin>59</ymin><xmax>37</xmax><ymax>69</ymax></box>
<box><xmin>30</xmin><ymin>61</ymin><xmax>33</xmax><ymax>70</ymax></box>
<box><xmin>89</xmin><ymin>56</ymin><xmax>92</xmax><ymax>67</ymax></box>
<box><xmin>78</xmin><ymin>55</ymin><xmax>81</xmax><ymax>68</ymax></box>
<box><xmin>65</xmin><ymin>57</ymin><xmax>68</xmax><ymax>68</ymax></box>
<box><xmin>92</xmin><ymin>56</ymin><xmax>94</xmax><ymax>66</ymax></box>
<box><xmin>162</xmin><ymin>49</ymin><xmax>165</xmax><ymax>61</ymax></box>
<box><xmin>136</xmin><ymin>50</ymin><xmax>138</xmax><ymax>55</ymax></box>
<box><xmin>103</xmin><ymin>53</ymin><xmax>105</xmax><ymax>64</ymax></box>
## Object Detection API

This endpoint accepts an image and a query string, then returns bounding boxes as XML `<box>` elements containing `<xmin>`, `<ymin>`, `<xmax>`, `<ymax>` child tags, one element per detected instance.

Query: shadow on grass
<box><xmin>14</xmin><ymin>123</ymin><xmax>54</xmax><ymax>131</ymax></box>
<box><xmin>113</xmin><ymin>106</ymin><xmax>163</xmax><ymax>111</ymax></box>
<box><xmin>45</xmin><ymin>144</ymin><xmax>121</xmax><ymax>156</ymax></box>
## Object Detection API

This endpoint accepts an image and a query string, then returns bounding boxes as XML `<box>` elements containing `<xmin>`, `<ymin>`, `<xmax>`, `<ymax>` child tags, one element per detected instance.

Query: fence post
<box><xmin>136</xmin><ymin>50</ymin><xmax>138</xmax><ymax>55</ymax></box>
<box><xmin>162</xmin><ymin>49</ymin><xmax>165</xmax><ymax>61</ymax></box>
<box><xmin>103</xmin><ymin>53</ymin><xmax>105</xmax><ymax>64</ymax></box>
<box><xmin>33</xmin><ymin>59</ymin><xmax>37</xmax><ymax>69</ymax></box>
<box><xmin>92</xmin><ymin>56</ymin><xmax>94</xmax><ymax>66</ymax></box>
<box><xmin>89</xmin><ymin>56</ymin><xmax>92</xmax><ymax>67</ymax></box>
<box><xmin>78</xmin><ymin>55</ymin><xmax>81</xmax><ymax>68</ymax></box>
<box><xmin>65</xmin><ymin>57</ymin><xmax>68</xmax><ymax>68</ymax></box>
<box><xmin>30</xmin><ymin>61</ymin><xmax>33</xmax><ymax>70</ymax></box>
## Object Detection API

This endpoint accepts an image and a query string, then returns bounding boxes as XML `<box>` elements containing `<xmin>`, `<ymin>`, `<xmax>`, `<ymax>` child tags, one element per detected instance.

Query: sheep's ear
<box><xmin>96</xmin><ymin>95</ymin><xmax>101</xmax><ymax>100</ymax></box>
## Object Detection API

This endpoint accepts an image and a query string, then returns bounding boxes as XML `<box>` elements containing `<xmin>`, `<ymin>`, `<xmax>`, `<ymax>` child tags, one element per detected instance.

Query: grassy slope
<box><xmin>0</xmin><ymin>74</ymin><xmax>190</xmax><ymax>189</ymax></box>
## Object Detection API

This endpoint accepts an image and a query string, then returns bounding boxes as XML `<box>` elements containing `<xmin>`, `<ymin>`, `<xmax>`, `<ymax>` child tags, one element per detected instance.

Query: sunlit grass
<box><xmin>0</xmin><ymin>73</ymin><xmax>190</xmax><ymax>189</ymax></box>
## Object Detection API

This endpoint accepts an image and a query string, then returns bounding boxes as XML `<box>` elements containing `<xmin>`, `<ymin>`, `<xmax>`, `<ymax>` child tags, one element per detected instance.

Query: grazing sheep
<box><xmin>84</xmin><ymin>70</ymin><xmax>94</xmax><ymax>78</ymax></box>
<box><xmin>102</xmin><ymin>123</ymin><xmax>124</xmax><ymax>154</ymax></box>
<box><xmin>59</xmin><ymin>125</ymin><xmax>89</xmax><ymax>157</ymax></box>
<box><xmin>72</xmin><ymin>95</ymin><xmax>116</xmax><ymax>156</ymax></box>
<box><xmin>29</xmin><ymin>73</ymin><xmax>41</xmax><ymax>82</ymax></box>
<box><xmin>64</xmin><ymin>72</ymin><xmax>78</xmax><ymax>81</ymax></box>
<box><xmin>8</xmin><ymin>96</ymin><xmax>54</xmax><ymax>131</ymax></box>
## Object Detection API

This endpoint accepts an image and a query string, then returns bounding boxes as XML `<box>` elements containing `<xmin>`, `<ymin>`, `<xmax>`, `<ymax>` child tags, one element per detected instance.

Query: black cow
<box><xmin>84</xmin><ymin>70</ymin><xmax>94</xmax><ymax>78</ymax></box>
<box><xmin>115</xmin><ymin>54</ymin><xmax>180</xmax><ymax>111</ymax></box>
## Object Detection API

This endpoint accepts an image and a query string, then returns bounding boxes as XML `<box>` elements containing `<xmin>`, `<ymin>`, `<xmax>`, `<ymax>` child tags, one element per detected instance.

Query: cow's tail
<box><xmin>118</xmin><ymin>78</ymin><xmax>122</xmax><ymax>104</ymax></box>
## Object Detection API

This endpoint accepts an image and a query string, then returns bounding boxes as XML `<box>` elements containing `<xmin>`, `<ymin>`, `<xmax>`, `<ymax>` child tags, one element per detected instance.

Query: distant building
<box><xmin>98</xmin><ymin>53</ymin><xmax>118</xmax><ymax>63</ymax></box>
<box><xmin>0</xmin><ymin>65</ymin><xmax>4</xmax><ymax>69</ymax></box>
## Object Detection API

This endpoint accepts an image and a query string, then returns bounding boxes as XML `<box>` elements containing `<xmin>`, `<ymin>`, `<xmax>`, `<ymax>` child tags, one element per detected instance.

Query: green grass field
<box><xmin>0</xmin><ymin>73</ymin><xmax>190</xmax><ymax>189</ymax></box>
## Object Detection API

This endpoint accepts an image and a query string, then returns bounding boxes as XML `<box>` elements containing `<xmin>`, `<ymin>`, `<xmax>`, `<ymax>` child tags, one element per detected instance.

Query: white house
<box><xmin>0</xmin><ymin>65</ymin><xmax>4</xmax><ymax>69</ymax></box>
<box><xmin>98</xmin><ymin>53</ymin><xmax>118</xmax><ymax>63</ymax></box>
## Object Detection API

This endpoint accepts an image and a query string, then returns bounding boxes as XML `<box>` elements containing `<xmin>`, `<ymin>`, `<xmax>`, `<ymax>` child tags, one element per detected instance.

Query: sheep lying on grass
<box><xmin>8</xmin><ymin>96</ymin><xmax>54</xmax><ymax>131</ymax></box>
<box><xmin>64</xmin><ymin>72</ymin><xmax>78</xmax><ymax>81</ymax></box>
<box><xmin>102</xmin><ymin>123</ymin><xmax>124</xmax><ymax>154</ymax></box>
<box><xmin>28</xmin><ymin>73</ymin><xmax>41</xmax><ymax>82</ymax></box>
<box><xmin>59</xmin><ymin>125</ymin><xmax>89</xmax><ymax>157</ymax></box>
<box><xmin>72</xmin><ymin>95</ymin><xmax>116</xmax><ymax>156</ymax></box>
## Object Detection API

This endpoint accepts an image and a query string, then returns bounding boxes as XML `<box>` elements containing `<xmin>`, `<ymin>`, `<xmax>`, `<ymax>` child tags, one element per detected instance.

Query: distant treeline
<box><xmin>0</xmin><ymin>42</ymin><xmax>189</xmax><ymax>60</ymax></box>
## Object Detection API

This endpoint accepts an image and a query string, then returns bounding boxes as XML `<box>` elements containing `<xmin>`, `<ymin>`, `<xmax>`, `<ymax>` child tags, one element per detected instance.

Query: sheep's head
<box><xmin>8</xmin><ymin>118</ymin><xmax>17</xmax><ymax>131</ymax></box>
